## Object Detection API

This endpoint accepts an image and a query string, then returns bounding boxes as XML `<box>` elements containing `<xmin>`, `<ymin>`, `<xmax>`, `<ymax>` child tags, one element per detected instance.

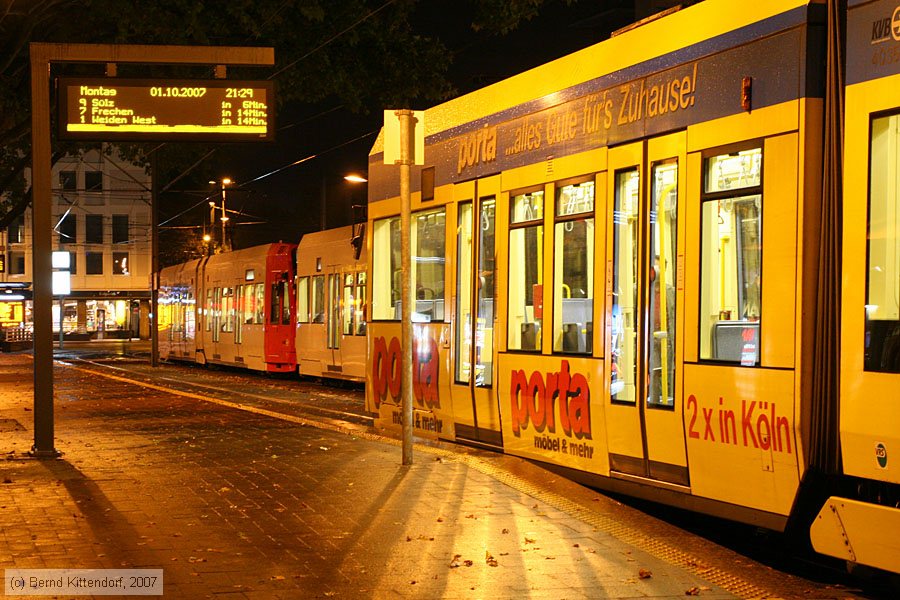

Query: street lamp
<box><xmin>209</xmin><ymin>178</ymin><xmax>232</xmax><ymax>252</ymax></box>
<box><xmin>344</xmin><ymin>174</ymin><xmax>368</xmax><ymax>183</ymax></box>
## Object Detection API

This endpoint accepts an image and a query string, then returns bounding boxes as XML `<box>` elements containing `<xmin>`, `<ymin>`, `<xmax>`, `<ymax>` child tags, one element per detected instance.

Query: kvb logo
<box><xmin>371</xmin><ymin>336</ymin><xmax>440</xmax><ymax>409</ymax></box>
<box><xmin>509</xmin><ymin>360</ymin><xmax>591</xmax><ymax>439</ymax></box>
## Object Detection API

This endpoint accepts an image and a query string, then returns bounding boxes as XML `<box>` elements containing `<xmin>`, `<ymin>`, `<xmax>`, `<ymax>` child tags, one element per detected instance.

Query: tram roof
<box><xmin>369</xmin><ymin>0</ymin><xmax>819</xmax><ymax>156</ymax></box>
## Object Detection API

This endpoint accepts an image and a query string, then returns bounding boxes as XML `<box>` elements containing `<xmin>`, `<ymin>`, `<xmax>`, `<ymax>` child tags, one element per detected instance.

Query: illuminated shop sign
<box><xmin>58</xmin><ymin>78</ymin><xmax>274</xmax><ymax>142</ymax></box>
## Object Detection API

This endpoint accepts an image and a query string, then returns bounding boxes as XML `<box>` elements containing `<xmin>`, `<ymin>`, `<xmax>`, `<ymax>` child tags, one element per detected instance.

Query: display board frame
<box><xmin>57</xmin><ymin>77</ymin><xmax>275</xmax><ymax>142</ymax></box>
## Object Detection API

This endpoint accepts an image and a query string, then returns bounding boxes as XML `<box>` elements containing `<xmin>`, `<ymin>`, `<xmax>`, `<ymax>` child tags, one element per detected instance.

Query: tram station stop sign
<box><xmin>383</xmin><ymin>110</ymin><xmax>424</xmax><ymax>165</ymax></box>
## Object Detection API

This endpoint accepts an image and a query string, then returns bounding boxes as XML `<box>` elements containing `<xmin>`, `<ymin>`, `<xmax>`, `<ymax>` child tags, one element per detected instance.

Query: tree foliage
<box><xmin>0</xmin><ymin>0</ymin><xmax>571</xmax><ymax>228</ymax></box>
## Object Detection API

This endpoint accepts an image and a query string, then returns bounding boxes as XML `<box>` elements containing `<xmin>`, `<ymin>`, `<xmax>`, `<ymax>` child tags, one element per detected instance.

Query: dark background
<box><xmin>157</xmin><ymin>0</ymin><xmax>682</xmax><ymax>256</ymax></box>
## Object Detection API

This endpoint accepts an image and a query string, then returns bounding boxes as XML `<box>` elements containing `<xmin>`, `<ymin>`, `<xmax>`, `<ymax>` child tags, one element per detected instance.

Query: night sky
<box><xmin>160</xmin><ymin>1</ymin><xmax>663</xmax><ymax>251</ymax></box>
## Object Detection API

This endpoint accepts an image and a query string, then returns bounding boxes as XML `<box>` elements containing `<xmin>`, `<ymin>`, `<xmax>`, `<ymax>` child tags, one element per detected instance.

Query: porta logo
<box><xmin>371</xmin><ymin>336</ymin><xmax>440</xmax><ymax>409</ymax></box>
<box><xmin>876</xmin><ymin>442</ymin><xmax>888</xmax><ymax>469</ymax></box>
<box><xmin>509</xmin><ymin>360</ymin><xmax>591</xmax><ymax>439</ymax></box>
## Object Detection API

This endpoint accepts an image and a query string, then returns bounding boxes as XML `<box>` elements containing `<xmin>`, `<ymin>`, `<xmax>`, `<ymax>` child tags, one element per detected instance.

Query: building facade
<box><xmin>1</xmin><ymin>147</ymin><xmax>152</xmax><ymax>339</ymax></box>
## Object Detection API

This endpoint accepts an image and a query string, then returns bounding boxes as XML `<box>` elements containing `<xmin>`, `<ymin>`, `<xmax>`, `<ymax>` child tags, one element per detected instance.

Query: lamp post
<box><xmin>209</xmin><ymin>177</ymin><xmax>232</xmax><ymax>252</ymax></box>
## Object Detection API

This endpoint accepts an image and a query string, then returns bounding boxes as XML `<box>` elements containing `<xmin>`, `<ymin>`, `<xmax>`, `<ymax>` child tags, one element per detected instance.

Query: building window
<box><xmin>9</xmin><ymin>252</ymin><xmax>26</xmax><ymax>275</ymax></box>
<box><xmin>59</xmin><ymin>171</ymin><xmax>76</xmax><ymax>191</ymax></box>
<box><xmin>58</xmin><ymin>214</ymin><xmax>77</xmax><ymax>244</ymax></box>
<box><xmin>112</xmin><ymin>215</ymin><xmax>129</xmax><ymax>244</ymax></box>
<box><xmin>553</xmin><ymin>181</ymin><xmax>594</xmax><ymax>354</ymax></box>
<box><xmin>69</xmin><ymin>252</ymin><xmax>77</xmax><ymax>275</ymax></box>
<box><xmin>866</xmin><ymin>112</ymin><xmax>900</xmax><ymax>372</ymax></box>
<box><xmin>84</xmin><ymin>171</ymin><xmax>103</xmax><ymax>191</ymax></box>
<box><xmin>7</xmin><ymin>216</ymin><xmax>24</xmax><ymax>244</ymax></box>
<box><xmin>112</xmin><ymin>252</ymin><xmax>129</xmax><ymax>275</ymax></box>
<box><xmin>85</xmin><ymin>215</ymin><xmax>103</xmax><ymax>244</ymax></box>
<box><xmin>508</xmin><ymin>189</ymin><xmax>544</xmax><ymax>351</ymax></box>
<box><xmin>700</xmin><ymin>147</ymin><xmax>762</xmax><ymax>365</ymax></box>
<box><xmin>86</xmin><ymin>252</ymin><xmax>103</xmax><ymax>275</ymax></box>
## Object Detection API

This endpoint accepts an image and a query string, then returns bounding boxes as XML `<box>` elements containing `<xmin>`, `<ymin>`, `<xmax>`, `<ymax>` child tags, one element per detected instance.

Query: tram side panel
<box><xmin>365</xmin><ymin>0</ymin><xmax>826</xmax><ymax>529</ymax></box>
<box><xmin>295</xmin><ymin>226</ymin><xmax>367</xmax><ymax>382</ymax></box>
<box><xmin>367</xmin><ymin>196</ymin><xmax>456</xmax><ymax>441</ymax></box>
<box><xmin>196</xmin><ymin>243</ymin><xmax>296</xmax><ymax>372</ymax></box>
<box><xmin>809</xmin><ymin>0</ymin><xmax>900</xmax><ymax>575</ymax></box>
<box><xmin>158</xmin><ymin>257</ymin><xmax>203</xmax><ymax>363</ymax></box>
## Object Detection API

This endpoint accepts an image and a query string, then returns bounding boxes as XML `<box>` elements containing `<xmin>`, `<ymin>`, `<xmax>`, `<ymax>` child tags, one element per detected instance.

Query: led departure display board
<box><xmin>58</xmin><ymin>78</ymin><xmax>274</xmax><ymax>142</ymax></box>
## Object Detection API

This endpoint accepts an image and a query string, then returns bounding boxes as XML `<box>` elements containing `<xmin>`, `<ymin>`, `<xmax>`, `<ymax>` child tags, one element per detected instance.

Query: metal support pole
<box><xmin>58</xmin><ymin>299</ymin><xmax>64</xmax><ymax>349</ymax></box>
<box><xmin>30</xmin><ymin>45</ymin><xmax>58</xmax><ymax>457</ymax></box>
<box><xmin>150</xmin><ymin>151</ymin><xmax>159</xmax><ymax>367</ymax></box>
<box><xmin>398</xmin><ymin>109</ymin><xmax>415</xmax><ymax>466</ymax></box>
<box><xmin>220</xmin><ymin>184</ymin><xmax>228</xmax><ymax>252</ymax></box>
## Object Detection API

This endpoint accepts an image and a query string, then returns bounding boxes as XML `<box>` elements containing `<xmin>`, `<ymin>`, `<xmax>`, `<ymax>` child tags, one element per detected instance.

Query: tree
<box><xmin>0</xmin><ymin>0</ymin><xmax>575</xmax><ymax>228</ymax></box>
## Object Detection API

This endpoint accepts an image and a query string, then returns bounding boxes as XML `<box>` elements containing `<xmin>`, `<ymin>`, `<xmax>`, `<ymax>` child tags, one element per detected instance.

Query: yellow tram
<box><xmin>364</xmin><ymin>0</ymin><xmax>900</xmax><ymax>573</ymax></box>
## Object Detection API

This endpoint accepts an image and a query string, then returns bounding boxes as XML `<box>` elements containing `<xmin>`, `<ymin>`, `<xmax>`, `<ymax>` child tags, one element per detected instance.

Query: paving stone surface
<box><xmin>0</xmin><ymin>354</ymin><xmax>853</xmax><ymax>598</ymax></box>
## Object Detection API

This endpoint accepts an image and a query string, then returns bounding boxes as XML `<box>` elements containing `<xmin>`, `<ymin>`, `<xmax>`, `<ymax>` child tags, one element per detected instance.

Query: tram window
<box><xmin>553</xmin><ymin>182</ymin><xmax>594</xmax><ymax>354</ymax></box>
<box><xmin>242</xmin><ymin>284</ymin><xmax>255</xmax><ymax>324</ymax></box>
<box><xmin>414</xmin><ymin>208</ymin><xmax>446</xmax><ymax>322</ymax></box>
<box><xmin>866</xmin><ymin>112</ymin><xmax>900</xmax><ymax>372</ymax></box>
<box><xmin>212</xmin><ymin>287</ymin><xmax>221</xmax><ymax>342</ymax></box>
<box><xmin>700</xmin><ymin>148</ymin><xmax>762</xmax><ymax>365</ymax></box>
<box><xmin>508</xmin><ymin>189</ymin><xmax>545</xmax><ymax>351</ymax></box>
<box><xmin>372</xmin><ymin>216</ymin><xmax>400</xmax><ymax>320</ymax></box>
<box><xmin>328</xmin><ymin>274</ymin><xmax>341</xmax><ymax>349</ymax></box>
<box><xmin>343</xmin><ymin>273</ymin><xmax>355</xmax><ymax>336</ymax></box>
<box><xmin>205</xmin><ymin>289</ymin><xmax>212</xmax><ymax>332</ymax></box>
<box><xmin>611</xmin><ymin>170</ymin><xmax>639</xmax><ymax>403</ymax></box>
<box><xmin>254</xmin><ymin>283</ymin><xmax>265</xmax><ymax>324</ymax></box>
<box><xmin>371</xmin><ymin>210</ymin><xmax>446</xmax><ymax>322</ymax></box>
<box><xmin>270</xmin><ymin>279</ymin><xmax>290</xmax><ymax>325</ymax></box>
<box><xmin>356</xmin><ymin>271</ymin><xmax>367</xmax><ymax>335</ymax></box>
<box><xmin>222</xmin><ymin>287</ymin><xmax>234</xmax><ymax>333</ymax></box>
<box><xmin>297</xmin><ymin>276</ymin><xmax>309</xmax><ymax>323</ymax></box>
<box><xmin>648</xmin><ymin>162</ymin><xmax>678</xmax><ymax>408</ymax></box>
<box><xmin>312</xmin><ymin>275</ymin><xmax>325</xmax><ymax>323</ymax></box>
<box><xmin>235</xmin><ymin>284</ymin><xmax>243</xmax><ymax>343</ymax></box>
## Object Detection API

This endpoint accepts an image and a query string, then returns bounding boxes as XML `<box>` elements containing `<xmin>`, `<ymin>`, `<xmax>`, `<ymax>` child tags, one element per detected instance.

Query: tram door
<box><xmin>451</xmin><ymin>176</ymin><xmax>502</xmax><ymax>447</ymax></box>
<box><xmin>607</xmin><ymin>133</ymin><xmax>688</xmax><ymax>486</ymax></box>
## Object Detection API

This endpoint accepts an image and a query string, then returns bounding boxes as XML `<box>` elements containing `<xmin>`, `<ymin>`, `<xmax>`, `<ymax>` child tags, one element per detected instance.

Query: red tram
<box><xmin>158</xmin><ymin>226</ymin><xmax>367</xmax><ymax>382</ymax></box>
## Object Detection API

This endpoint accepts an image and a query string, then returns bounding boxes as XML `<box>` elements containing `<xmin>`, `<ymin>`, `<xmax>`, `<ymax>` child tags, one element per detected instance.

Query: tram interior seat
<box><xmin>562</xmin><ymin>298</ymin><xmax>593</xmax><ymax>353</ymax></box>
<box><xmin>712</xmin><ymin>320</ymin><xmax>759</xmax><ymax>362</ymax></box>
<box><xmin>394</xmin><ymin>300</ymin><xmax>445</xmax><ymax>322</ymax></box>
<box><xmin>521</xmin><ymin>322</ymin><xmax>540</xmax><ymax>350</ymax></box>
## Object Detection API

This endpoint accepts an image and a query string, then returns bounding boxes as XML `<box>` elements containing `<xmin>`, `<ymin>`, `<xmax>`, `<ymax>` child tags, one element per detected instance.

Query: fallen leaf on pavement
<box><xmin>639</xmin><ymin>569</ymin><xmax>652</xmax><ymax>579</ymax></box>
<box><xmin>485</xmin><ymin>551</ymin><xmax>498</xmax><ymax>567</ymax></box>
<box><xmin>449</xmin><ymin>554</ymin><xmax>462</xmax><ymax>568</ymax></box>
<box><xmin>685</xmin><ymin>587</ymin><xmax>700</xmax><ymax>596</ymax></box>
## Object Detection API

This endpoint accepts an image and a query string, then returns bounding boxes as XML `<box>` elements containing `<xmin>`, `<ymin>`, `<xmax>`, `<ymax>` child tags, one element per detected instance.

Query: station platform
<box><xmin>0</xmin><ymin>352</ymin><xmax>856</xmax><ymax>599</ymax></box>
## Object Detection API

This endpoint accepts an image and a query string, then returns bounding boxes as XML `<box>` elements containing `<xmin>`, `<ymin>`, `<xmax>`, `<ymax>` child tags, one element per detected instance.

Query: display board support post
<box><xmin>28</xmin><ymin>43</ymin><xmax>274</xmax><ymax>458</ymax></box>
<box><xmin>150</xmin><ymin>149</ymin><xmax>159</xmax><ymax>368</ymax></box>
